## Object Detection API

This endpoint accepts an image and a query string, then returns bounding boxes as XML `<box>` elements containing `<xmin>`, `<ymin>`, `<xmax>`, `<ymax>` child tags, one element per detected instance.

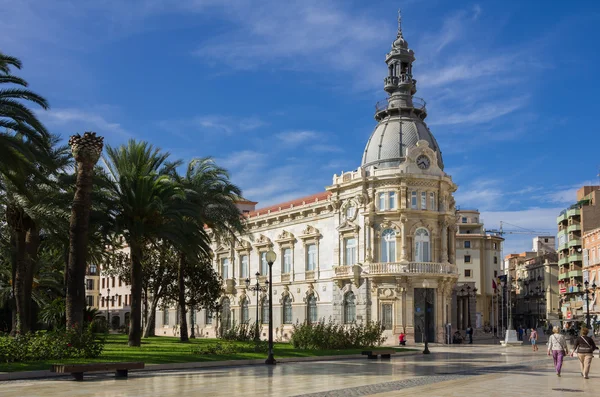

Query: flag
<box><xmin>492</xmin><ymin>278</ymin><xmax>497</xmax><ymax>292</ymax></box>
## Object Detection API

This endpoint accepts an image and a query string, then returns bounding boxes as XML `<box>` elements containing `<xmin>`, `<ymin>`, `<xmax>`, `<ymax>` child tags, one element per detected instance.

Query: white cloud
<box><xmin>276</xmin><ymin>131</ymin><xmax>320</xmax><ymax>145</ymax></box>
<box><xmin>429</xmin><ymin>97</ymin><xmax>528</xmax><ymax>126</ymax></box>
<box><xmin>38</xmin><ymin>107</ymin><xmax>132</xmax><ymax>141</ymax></box>
<box><xmin>159</xmin><ymin>115</ymin><xmax>267</xmax><ymax>140</ymax></box>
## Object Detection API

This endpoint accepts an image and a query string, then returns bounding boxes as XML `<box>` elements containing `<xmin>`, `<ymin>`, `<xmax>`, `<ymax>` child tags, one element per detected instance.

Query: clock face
<box><xmin>416</xmin><ymin>155</ymin><xmax>431</xmax><ymax>170</ymax></box>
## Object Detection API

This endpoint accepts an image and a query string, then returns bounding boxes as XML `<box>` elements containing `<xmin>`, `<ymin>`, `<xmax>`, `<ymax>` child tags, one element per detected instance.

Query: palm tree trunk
<box><xmin>129</xmin><ymin>242</ymin><xmax>143</xmax><ymax>346</ymax></box>
<box><xmin>190</xmin><ymin>304</ymin><xmax>196</xmax><ymax>339</ymax></box>
<box><xmin>66</xmin><ymin>132</ymin><xmax>103</xmax><ymax>329</ymax></box>
<box><xmin>12</xmin><ymin>227</ymin><xmax>28</xmax><ymax>334</ymax></box>
<box><xmin>66</xmin><ymin>160</ymin><xmax>96</xmax><ymax>329</ymax></box>
<box><xmin>178</xmin><ymin>255</ymin><xmax>189</xmax><ymax>342</ymax></box>
<box><xmin>23</xmin><ymin>226</ymin><xmax>40</xmax><ymax>331</ymax></box>
<box><xmin>143</xmin><ymin>296</ymin><xmax>159</xmax><ymax>338</ymax></box>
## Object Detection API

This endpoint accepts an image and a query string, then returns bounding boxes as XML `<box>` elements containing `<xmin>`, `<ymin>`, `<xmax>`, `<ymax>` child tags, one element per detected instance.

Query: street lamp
<box><xmin>265</xmin><ymin>250</ymin><xmax>277</xmax><ymax>365</ymax></box>
<box><xmin>578</xmin><ymin>281</ymin><xmax>596</xmax><ymax>328</ymax></box>
<box><xmin>245</xmin><ymin>272</ymin><xmax>268</xmax><ymax>343</ymax></box>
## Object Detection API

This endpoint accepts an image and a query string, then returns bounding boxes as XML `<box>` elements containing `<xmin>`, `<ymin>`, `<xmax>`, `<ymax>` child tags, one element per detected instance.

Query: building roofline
<box><xmin>245</xmin><ymin>192</ymin><xmax>331</xmax><ymax>218</ymax></box>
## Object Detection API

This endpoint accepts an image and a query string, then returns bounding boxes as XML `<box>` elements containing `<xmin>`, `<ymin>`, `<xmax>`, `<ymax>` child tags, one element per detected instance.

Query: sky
<box><xmin>2</xmin><ymin>0</ymin><xmax>599</xmax><ymax>255</ymax></box>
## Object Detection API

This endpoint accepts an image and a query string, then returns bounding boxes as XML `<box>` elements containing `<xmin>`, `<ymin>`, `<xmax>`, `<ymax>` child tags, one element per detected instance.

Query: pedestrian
<box><xmin>518</xmin><ymin>326</ymin><xmax>523</xmax><ymax>341</ymax></box>
<box><xmin>399</xmin><ymin>332</ymin><xmax>406</xmax><ymax>346</ymax></box>
<box><xmin>529</xmin><ymin>328</ymin><xmax>538</xmax><ymax>352</ymax></box>
<box><xmin>571</xmin><ymin>327</ymin><xmax>598</xmax><ymax>379</ymax></box>
<box><xmin>466</xmin><ymin>326</ymin><xmax>473</xmax><ymax>344</ymax></box>
<box><xmin>548</xmin><ymin>325</ymin><xmax>569</xmax><ymax>376</ymax></box>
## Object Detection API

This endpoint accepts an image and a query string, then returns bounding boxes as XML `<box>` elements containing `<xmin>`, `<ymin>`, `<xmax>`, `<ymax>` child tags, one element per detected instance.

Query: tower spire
<box><xmin>397</xmin><ymin>9</ymin><xmax>403</xmax><ymax>38</ymax></box>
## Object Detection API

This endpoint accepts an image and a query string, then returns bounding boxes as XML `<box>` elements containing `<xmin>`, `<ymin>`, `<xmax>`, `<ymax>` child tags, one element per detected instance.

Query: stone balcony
<box><xmin>364</xmin><ymin>262</ymin><xmax>458</xmax><ymax>276</ymax></box>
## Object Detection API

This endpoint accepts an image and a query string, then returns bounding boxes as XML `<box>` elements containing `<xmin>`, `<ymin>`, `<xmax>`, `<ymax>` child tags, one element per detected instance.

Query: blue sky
<box><xmin>2</xmin><ymin>0</ymin><xmax>599</xmax><ymax>255</ymax></box>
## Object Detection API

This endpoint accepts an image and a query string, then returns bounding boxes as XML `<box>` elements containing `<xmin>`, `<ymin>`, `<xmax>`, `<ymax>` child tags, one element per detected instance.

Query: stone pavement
<box><xmin>0</xmin><ymin>345</ymin><xmax>598</xmax><ymax>396</ymax></box>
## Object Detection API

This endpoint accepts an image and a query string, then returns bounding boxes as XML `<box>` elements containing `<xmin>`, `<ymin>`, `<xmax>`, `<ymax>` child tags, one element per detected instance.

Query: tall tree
<box><xmin>1</xmin><ymin>135</ymin><xmax>71</xmax><ymax>334</ymax></box>
<box><xmin>65</xmin><ymin>132</ymin><xmax>104</xmax><ymax>328</ymax></box>
<box><xmin>174</xmin><ymin>158</ymin><xmax>245</xmax><ymax>342</ymax></box>
<box><xmin>103</xmin><ymin>140</ymin><xmax>210</xmax><ymax>346</ymax></box>
<box><xmin>0</xmin><ymin>52</ymin><xmax>50</xmax><ymax>180</ymax></box>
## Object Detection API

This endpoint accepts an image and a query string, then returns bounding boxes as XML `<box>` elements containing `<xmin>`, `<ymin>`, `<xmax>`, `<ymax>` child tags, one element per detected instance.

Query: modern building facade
<box><xmin>557</xmin><ymin>185</ymin><xmax>600</xmax><ymax>324</ymax></box>
<box><xmin>151</xmin><ymin>15</ymin><xmax>503</xmax><ymax>344</ymax></box>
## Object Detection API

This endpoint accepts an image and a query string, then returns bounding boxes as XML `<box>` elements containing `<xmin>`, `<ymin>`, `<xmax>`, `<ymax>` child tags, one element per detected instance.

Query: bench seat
<box><xmin>361</xmin><ymin>349</ymin><xmax>396</xmax><ymax>359</ymax></box>
<box><xmin>51</xmin><ymin>362</ymin><xmax>145</xmax><ymax>381</ymax></box>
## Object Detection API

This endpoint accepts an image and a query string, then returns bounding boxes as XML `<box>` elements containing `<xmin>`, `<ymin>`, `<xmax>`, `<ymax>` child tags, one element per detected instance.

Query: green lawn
<box><xmin>1</xmin><ymin>334</ymin><xmax>414</xmax><ymax>373</ymax></box>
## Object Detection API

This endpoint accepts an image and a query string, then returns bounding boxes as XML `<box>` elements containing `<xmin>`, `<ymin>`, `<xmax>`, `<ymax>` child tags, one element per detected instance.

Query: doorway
<box><xmin>414</xmin><ymin>288</ymin><xmax>435</xmax><ymax>343</ymax></box>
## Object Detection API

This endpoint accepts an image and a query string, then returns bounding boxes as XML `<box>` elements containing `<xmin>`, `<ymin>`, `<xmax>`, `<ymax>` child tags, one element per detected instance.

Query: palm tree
<box><xmin>65</xmin><ymin>132</ymin><xmax>104</xmax><ymax>329</ymax></box>
<box><xmin>174</xmin><ymin>158</ymin><xmax>245</xmax><ymax>342</ymax></box>
<box><xmin>103</xmin><ymin>140</ymin><xmax>210</xmax><ymax>347</ymax></box>
<box><xmin>0</xmin><ymin>135</ymin><xmax>71</xmax><ymax>334</ymax></box>
<box><xmin>0</xmin><ymin>52</ymin><xmax>50</xmax><ymax>179</ymax></box>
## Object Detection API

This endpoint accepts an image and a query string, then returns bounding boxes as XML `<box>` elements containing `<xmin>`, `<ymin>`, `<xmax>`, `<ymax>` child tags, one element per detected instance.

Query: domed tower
<box><xmin>328</xmin><ymin>12</ymin><xmax>458</xmax><ymax>346</ymax></box>
<box><xmin>362</xmin><ymin>11</ymin><xmax>444</xmax><ymax>171</ymax></box>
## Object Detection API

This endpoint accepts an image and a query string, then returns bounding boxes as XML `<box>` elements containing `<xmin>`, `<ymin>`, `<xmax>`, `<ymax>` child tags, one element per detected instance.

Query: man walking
<box><xmin>466</xmin><ymin>326</ymin><xmax>473</xmax><ymax>344</ymax></box>
<box><xmin>529</xmin><ymin>328</ymin><xmax>538</xmax><ymax>351</ymax></box>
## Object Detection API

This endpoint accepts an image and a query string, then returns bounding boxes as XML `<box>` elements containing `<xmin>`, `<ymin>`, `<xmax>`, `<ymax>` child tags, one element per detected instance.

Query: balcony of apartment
<box><xmin>568</xmin><ymin>223</ymin><xmax>581</xmax><ymax>233</ymax></box>
<box><xmin>568</xmin><ymin>269</ymin><xmax>583</xmax><ymax>278</ymax></box>
<box><xmin>558</xmin><ymin>256</ymin><xmax>569</xmax><ymax>266</ymax></box>
<box><xmin>557</xmin><ymin>211</ymin><xmax>568</xmax><ymax>224</ymax></box>
<box><xmin>363</xmin><ymin>261</ymin><xmax>458</xmax><ymax>277</ymax></box>
<box><xmin>567</xmin><ymin>208</ymin><xmax>581</xmax><ymax>218</ymax></box>
<box><xmin>333</xmin><ymin>264</ymin><xmax>362</xmax><ymax>286</ymax></box>
<box><xmin>558</xmin><ymin>272</ymin><xmax>569</xmax><ymax>281</ymax></box>
<box><xmin>568</xmin><ymin>253</ymin><xmax>583</xmax><ymax>263</ymax></box>
<box><xmin>568</xmin><ymin>238</ymin><xmax>582</xmax><ymax>248</ymax></box>
<box><xmin>558</xmin><ymin>242</ymin><xmax>569</xmax><ymax>252</ymax></box>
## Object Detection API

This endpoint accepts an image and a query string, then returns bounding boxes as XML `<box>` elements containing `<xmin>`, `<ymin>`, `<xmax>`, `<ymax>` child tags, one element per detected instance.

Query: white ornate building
<box><xmin>152</xmin><ymin>14</ymin><xmax>503</xmax><ymax>344</ymax></box>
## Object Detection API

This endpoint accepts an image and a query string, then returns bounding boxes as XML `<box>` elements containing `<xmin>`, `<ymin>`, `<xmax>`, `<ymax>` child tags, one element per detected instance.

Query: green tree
<box><xmin>0</xmin><ymin>52</ymin><xmax>50</xmax><ymax>180</ymax></box>
<box><xmin>103</xmin><ymin>140</ymin><xmax>210</xmax><ymax>346</ymax></box>
<box><xmin>65</xmin><ymin>132</ymin><xmax>104</xmax><ymax>329</ymax></box>
<box><xmin>173</xmin><ymin>158</ymin><xmax>245</xmax><ymax>342</ymax></box>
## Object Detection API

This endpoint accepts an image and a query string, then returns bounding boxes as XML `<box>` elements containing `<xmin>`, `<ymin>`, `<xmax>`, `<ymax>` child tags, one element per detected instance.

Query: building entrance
<box><xmin>414</xmin><ymin>288</ymin><xmax>435</xmax><ymax>343</ymax></box>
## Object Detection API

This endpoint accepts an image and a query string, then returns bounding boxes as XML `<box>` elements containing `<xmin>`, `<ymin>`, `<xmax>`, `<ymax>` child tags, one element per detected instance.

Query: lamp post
<box><xmin>245</xmin><ymin>272</ymin><xmax>268</xmax><ymax>343</ymax></box>
<box><xmin>107</xmin><ymin>287</ymin><xmax>111</xmax><ymax>327</ymax></box>
<box><xmin>578</xmin><ymin>281</ymin><xmax>597</xmax><ymax>328</ymax></box>
<box><xmin>265</xmin><ymin>250</ymin><xmax>277</xmax><ymax>365</ymax></box>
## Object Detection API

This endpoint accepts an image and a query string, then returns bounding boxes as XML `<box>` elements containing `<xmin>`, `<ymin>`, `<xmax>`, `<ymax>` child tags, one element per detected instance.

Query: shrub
<box><xmin>190</xmin><ymin>342</ymin><xmax>239</xmax><ymax>355</ymax></box>
<box><xmin>290</xmin><ymin>317</ymin><xmax>386</xmax><ymax>350</ymax></box>
<box><xmin>220</xmin><ymin>321</ymin><xmax>257</xmax><ymax>342</ymax></box>
<box><xmin>0</xmin><ymin>325</ymin><xmax>105</xmax><ymax>363</ymax></box>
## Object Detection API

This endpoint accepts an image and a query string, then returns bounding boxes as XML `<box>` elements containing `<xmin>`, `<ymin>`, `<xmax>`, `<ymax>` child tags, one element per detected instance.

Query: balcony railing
<box><xmin>558</xmin><ymin>257</ymin><xmax>569</xmax><ymax>266</ymax></box>
<box><xmin>364</xmin><ymin>262</ymin><xmax>458</xmax><ymax>276</ymax></box>
<box><xmin>557</xmin><ymin>212</ymin><xmax>568</xmax><ymax>224</ymax></box>
<box><xmin>568</xmin><ymin>239</ymin><xmax>581</xmax><ymax>248</ymax></box>
<box><xmin>567</xmin><ymin>208</ymin><xmax>581</xmax><ymax>218</ymax></box>
<box><xmin>569</xmin><ymin>253</ymin><xmax>583</xmax><ymax>263</ymax></box>
<box><xmin>568</xmin><ymin>224</ymin><xmax>581</xmax><ymax>233</ymax></box>
<box><xmin>375</xmin><ymin>97</ymin><xmax>427</xmax><ymax>114</ymax></box>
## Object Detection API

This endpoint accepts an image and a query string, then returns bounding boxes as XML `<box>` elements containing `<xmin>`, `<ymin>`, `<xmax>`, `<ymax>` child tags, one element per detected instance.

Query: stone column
<box><xmin>449</xmin><ymin>225</ymin><xmax>456</xmax><ymax>264</ymax></box>
<box><xmin>435</xmin><ymin>283</ymin><xmax>445</xmax><ymax>343</ymax></box>
<box><xmin>440</xmin><ymin>221</ymin><xmax>448</xmax><ymax>263</ymax></box>
<box><xmin>400</xmin><ymin>186</ymin><xmax>407</xmax><ymax>209</ymax></box>
<box><xmin>400</xmin><ymin>216</ymin><xmax>408</xmax><ymax>262</ymax></box>
<box><xmin>405</xmin><ymin>279</ymin><xmax>414</xmax><ymax>340</ymax></box>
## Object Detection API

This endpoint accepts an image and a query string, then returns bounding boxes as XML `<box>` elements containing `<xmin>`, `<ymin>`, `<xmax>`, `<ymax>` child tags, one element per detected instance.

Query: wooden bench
<box><xmin>51</xmin><ymin>362</ymin><xmax>145</xmax><ymax>381</ymax></box>
<box><xmin>361</xmin><ymin>349</ymin><xmax>396</xmax><ymax>359</ymax></box>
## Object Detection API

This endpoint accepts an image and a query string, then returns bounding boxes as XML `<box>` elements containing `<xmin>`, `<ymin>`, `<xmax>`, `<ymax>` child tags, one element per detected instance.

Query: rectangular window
<box><xmin>378</xmin><ymin>192</ymin><xmax>386</xmax><ymax>210</ymax></box>
<box><xmin>118</xmin><ymin>277</ymin><xmax>122</xmax><ymax>287</ymax></box>
<box><xmin>163</xmin><ymin>309</ymin><xmax>169</xmax><ymax>326</ymax></box>
<box><xmin>494</xmin><ymin>256</ymin><xmax>498</xmax><ymax>264</ymax></box>
<box><xmin>283</xmin><ymin>248</ymin><xmax>292</xmax><ymax>274</ymax></box>
<box><xmin>411</xmin><ymin>191</ymin><xmax>417</xmax><ymax>209</ymax></box>
<box><xmin>464</xmin><ymin>269</ymin><xmax>472</xmax><ymax>277</ymax></box>
<box><xmin>102</xmin><ymin>278</ymin><xmax>105</xmax><ymax>289</ymax></box>
<box><xmin>125</xmin><ymin>295</ymin><xmax>128</xmax><ymax>306</ymax></box>
<box><xmin>462</xmin><ymin>217</ymin><xmax>467</xmax><ymax>223</ymax></box>
<box><xmin>101</xmin><ymin>298</ymin><xmax>104</xmax><ymax>308</ymax></box>
<box><xmin>345</xmin><ymin>238</ymin><xmax>357</xmax><ymax>266</ymax></box>
<box><xmin>261</xmin><ymin>252</ymin><xmax>268</xmax><ymax>276</ymax></box>
<box><xmin>464</xmin><ymin>241</ymin><xmax>471</xmax><ymax>249</ymax></box>
<box><xmin>86</xmin><ymin>296</ymin><xmax>93</xmax><ymax>307</ymax></box>
<box><xmin>429</xmin><ymin>192</ymin><xmax>435</xmax><ymax>211</ymax></box>
<box><xmin>240</xmin><ymin>255</ymin><xmax>249</xmax><ymax>278</ymax></box>
<box><xmin>205</xmin><ymin>310</ymin><xmax>212</xmax><ymax>325</ymax></box>
<box><xmin>382</xmin><ymin>304</ymin><xmax>393</xmax><ymax>329</ymax></box>
<box><xmin>221</xmin><ymin>258</ymin><xmax>229</xmax><ymax>279</ymax></box>
<box><xmin>111</xmin><ymin>277</ymin><xmax>115</xmax><ymax>288</ymax></box>
<box><xmin>118</xmin><ymin>295</ymin><xmax>122</xmax><ymax>306</ymax></box>
<box><xmin>388</xmin><ymin>192</ymin><xmax>396</xmax><ymax>210</ymax></box>
<box><xmin>86</xmin><ymin>279</ymin><xmax>94</xmax><ymax>290</ymax></box>
<box><xmin>307</xmin><ymin>244</ymin><xmax>317</xmax><ymax>271</ymax></box>
<box><xmin>493</xmin><ymin>243</ymin><xmax>497</xmax><ymax>250</ymax></box>
<box><xmin>421</xmin><ymin>192</ymin><xmax>426</xmax><ymax>209</ymax></box>
<box><xmin>89</xmin><ymin>264</ymin><xmax>97</xmax><ymax>275</ymax></box>
<box><xmin>111</xmin><ymin>298</ymin><xmax>115</xmax><ymax>307</ymax></box>
<box><xmin>464</xmin><ymin>255</ymin><xmax>471</xmax><ymax>263</ymax></box>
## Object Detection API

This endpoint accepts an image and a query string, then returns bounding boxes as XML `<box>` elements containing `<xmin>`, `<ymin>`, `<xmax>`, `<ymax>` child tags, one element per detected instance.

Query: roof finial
<box><xmin>397</xmin><ymin>9</ymin><xmax>403</xmax><ymax>38</ymax></box>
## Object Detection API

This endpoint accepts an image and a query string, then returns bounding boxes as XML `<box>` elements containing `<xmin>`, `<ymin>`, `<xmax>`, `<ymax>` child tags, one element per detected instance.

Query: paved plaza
<box><xmin>1</xmin><ymin>345</ymin><xmax>598</xmax><ymax>396</ymax></box>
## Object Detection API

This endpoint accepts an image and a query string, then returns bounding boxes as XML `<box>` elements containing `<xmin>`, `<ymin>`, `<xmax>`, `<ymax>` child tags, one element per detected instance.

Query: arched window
<box><xmin>241</xmin><ymin>298</ymin><xmax>249</xmax><ymax>324</ymax></box>
<box><xmin>221</xmin><ymin>298</ymin><xmax>231</xmax><ymax>331</ymax></box>
<box><xmin>307</xmin><ymin>294</ymin><xmax>317</xmax><ymax>323</ymax></box>
<box><xmin>282</xmin><ymin>296</ymin><xmax>292</xmax><ymax>324</ymax></box>
<box><xmin>414</xmin><ymin>228</ymin><xmax>431</xmax><ymax>262</ymax></box>
<box><xmin>343</xmin><ymin>292</ymin><xmax>356</xmax><ymax>324</ymax></box>
<box><xmin>381</xmin><ymin>229</ymin><xmax>396</xmax><ymax>263</ymax></box>
<box><xmin>261</xmin><ymin>298</ymin><xmax>270</xmax><ymax>324</ymax></box>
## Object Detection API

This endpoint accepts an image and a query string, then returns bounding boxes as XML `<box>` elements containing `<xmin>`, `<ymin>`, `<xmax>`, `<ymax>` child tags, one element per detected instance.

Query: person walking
<box><xmin>571</xmin><ymin>327</ymin><xmax>598</xmax><ymax>379</ymax></box>
<box><xmin>548</xmin><ymin>326</ymin><xmax>569</xmax><ymax>376</ymax></box>
<box><xmin>529</xmin><ymin>328</ymin><xmax>538</xmax><ymax>352</ymax></box>
<box><xmin>466</xmin><ymin>326</ymin><xmax>473</xmax><ymax>344</ymax></box>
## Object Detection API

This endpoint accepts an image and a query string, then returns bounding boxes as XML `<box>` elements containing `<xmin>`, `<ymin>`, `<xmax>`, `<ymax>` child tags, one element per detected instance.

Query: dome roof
<box><xmin>361</xmin><ymin>115</ymin><xmax>444</xmax><ymax>170</ymax></box>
